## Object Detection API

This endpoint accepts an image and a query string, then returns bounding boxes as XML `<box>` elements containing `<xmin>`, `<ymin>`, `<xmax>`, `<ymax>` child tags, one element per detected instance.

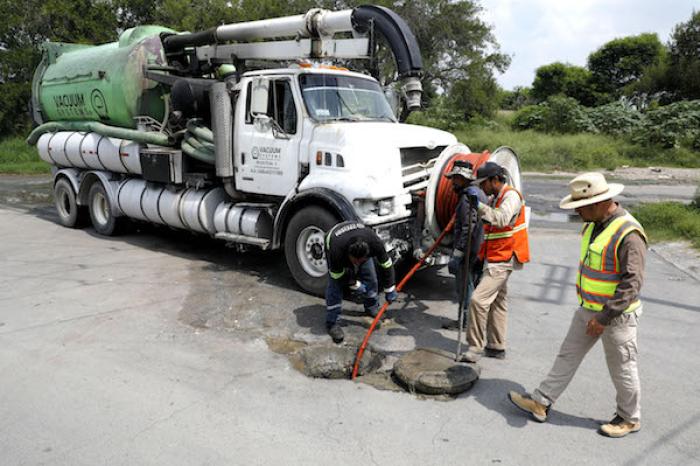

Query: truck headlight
<box><xmin>378</xmin><ymin>198</ymin><xmax>394</xmax><ymax>216</ymax></box>
<box><xmin>353</xmin><ymin>198</ymin><xmax>394</xmax><ymax>217</ymax></box>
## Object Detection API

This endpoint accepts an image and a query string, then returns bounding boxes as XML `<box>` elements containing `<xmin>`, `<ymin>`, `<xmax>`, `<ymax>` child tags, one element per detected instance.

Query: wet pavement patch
<box><xmin>393</xmin><ymin>347</ymin><xmax>480</xmax><ymax>396</ymax></box>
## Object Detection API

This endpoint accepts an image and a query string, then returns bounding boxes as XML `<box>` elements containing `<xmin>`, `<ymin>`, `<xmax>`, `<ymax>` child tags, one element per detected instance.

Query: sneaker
<box><xmin>485</xmin><ymin>348</ymin><xmax>506</xmax><ymax>359</ymax></box>
<box><xmin>326</xmin><ymin>323</ymin><xmax>344</xmax><ymax>344</ymax></box>
<box><xmin>508</xmin><ymin>391</ymin><xmax>549</xmax><ymax>422</ymax></box>
<box><xmin>459</xmin><ymin>348</ymin><xmax>484</xmax><ymax>363</ymax></box>
<box><xmin>599</xmin><ymin>415</ymin><xmax>641</xmax><ymax>438</ymax></box>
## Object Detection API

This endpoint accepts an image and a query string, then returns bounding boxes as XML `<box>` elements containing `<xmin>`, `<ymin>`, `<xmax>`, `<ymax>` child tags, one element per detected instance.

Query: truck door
<box><xmin>235</xmin><ymin>78</ymin><xmax>301</xmax><ymax>196</ymax></box>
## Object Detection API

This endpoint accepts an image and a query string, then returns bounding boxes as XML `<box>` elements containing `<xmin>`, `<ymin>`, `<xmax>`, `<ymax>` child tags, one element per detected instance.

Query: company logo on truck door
<box><xmin>250</xmin><ymin>146</ymin><xmax>283</xmax><ymax>176</ymax></box>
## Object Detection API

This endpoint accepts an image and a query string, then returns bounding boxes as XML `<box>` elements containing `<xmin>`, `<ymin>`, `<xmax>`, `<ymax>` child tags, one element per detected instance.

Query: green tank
<box><xmin>33</xmin><ymin>26</ymin><xmax>174</xmax><ymax>129</ymax></box>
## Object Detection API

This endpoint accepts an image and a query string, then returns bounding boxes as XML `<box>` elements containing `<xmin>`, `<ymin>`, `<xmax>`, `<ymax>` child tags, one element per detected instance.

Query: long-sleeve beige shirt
<box><xmin>477</xmin><ymin>187</ymin><xmax>524</xmax><ymax>271</ymax></box>
<box><xmin>590</xmin><ymin>204</ymin><xmax>647</xmax><ymax>325</ymax></box>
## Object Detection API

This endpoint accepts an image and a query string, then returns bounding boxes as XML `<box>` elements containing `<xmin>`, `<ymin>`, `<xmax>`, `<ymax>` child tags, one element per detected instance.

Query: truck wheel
<box><xmin>54</xmin><ymin>178</ymin><xmax>87</xmax><ymax>228</ymax></box>
<box><xmin>284</xmin><ymin>206</ymin><xmax>339</xmax><ymax>296</ymax></box>
<box><xmin>88</xmin><ymin>182</ymin><xmax>123</xmax><ymax>236</ymax></box>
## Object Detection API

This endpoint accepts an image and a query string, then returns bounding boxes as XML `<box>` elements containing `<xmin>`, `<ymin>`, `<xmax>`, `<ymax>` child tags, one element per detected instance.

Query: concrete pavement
<box><xmin>1</xmin><ymin>181</ymin><xmax>699</xmax><ymax>465</ymax></box>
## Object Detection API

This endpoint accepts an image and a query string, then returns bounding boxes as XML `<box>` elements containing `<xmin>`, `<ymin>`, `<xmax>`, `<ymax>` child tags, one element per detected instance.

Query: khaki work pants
<box><xmin>466</xmin><ymin>266</ymin><xmax>512</xmax><ymax>351</ymax></box>
<box><xmin>533</xmin><ymin>307</ymin><xmax>642</xmax><ymax>423</ymax></box>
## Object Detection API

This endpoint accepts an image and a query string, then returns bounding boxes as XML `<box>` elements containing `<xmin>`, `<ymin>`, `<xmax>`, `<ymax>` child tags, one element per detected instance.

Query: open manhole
<box><xmin>298</xmin><ymin>344</ymin><xmax>383</xmax><ymax>379</ymax></box>
<box><xmin>393</xmin><ymin>347</ymin><xmax>480</xmax><ymax>395</ymax></box>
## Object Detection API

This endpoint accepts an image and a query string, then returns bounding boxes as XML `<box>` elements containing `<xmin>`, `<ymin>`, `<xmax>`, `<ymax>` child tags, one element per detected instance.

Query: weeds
<box><xmin>0</xmin><ymin>136</ymin><xmax>48</xmax><ymax>174</ymax></box>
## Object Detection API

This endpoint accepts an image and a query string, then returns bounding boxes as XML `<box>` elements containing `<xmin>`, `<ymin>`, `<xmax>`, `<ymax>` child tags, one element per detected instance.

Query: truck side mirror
<box><xmin>250</xmin><ymin>78</ymin><xmax>270</xmax><ymax>117</ymax></box>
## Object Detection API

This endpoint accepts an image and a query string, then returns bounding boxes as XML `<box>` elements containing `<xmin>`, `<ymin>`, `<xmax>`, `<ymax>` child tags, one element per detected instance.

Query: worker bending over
<box><xmin>461</xmin><ymin>161</ymin><xmax>530</xmax><ymax>362</ymax></box>
<box><xmin>509</xmin><ymin>172</ymin><xmax>647</xmax><ymax>438</ymax></box>
<box><xmin>325</xmin><ymin>221</ymin><xmax>397</xmax><ymax>343</ymax></box>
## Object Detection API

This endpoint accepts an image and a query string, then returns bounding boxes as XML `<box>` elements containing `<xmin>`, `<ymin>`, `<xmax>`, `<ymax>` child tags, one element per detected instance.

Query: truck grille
<box><xmin>400</xmin><ymin>146</ymin><xmax>444</xmax><ymax>192</ymax></box>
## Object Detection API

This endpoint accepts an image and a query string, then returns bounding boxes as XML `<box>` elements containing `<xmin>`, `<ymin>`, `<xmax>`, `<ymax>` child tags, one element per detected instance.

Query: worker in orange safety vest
<box><xmin>460</xmin><ymin>161</ymin><xmax>530</xmax><ymax>362</ymax></box>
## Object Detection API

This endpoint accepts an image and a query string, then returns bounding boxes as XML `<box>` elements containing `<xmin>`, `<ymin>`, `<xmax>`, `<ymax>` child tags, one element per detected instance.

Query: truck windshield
<box><xmin>299</xmin><ymin>74</ymin><xmax>396</xmax><ymax>122</ymax></box>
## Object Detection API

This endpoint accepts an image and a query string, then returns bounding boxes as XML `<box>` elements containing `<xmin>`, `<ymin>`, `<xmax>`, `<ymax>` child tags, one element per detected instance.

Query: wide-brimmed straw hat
<box><xmin>444</xmin><ymin>160</ymin><xmax>475</xmax><ymax>180</ymax></box>
<box><xmin>559</xmin><ymin>172</ymin><xmax>624</xmax><ymax>209</ymax></box>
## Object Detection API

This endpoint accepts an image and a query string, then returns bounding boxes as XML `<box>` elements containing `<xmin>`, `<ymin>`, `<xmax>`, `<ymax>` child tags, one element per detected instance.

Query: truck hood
<box><xmin>299</xmin><ymin>121</ymin><xmax>460</xmax><ymax>225</ymax></box>
<box><xmin>311</xmin><ymin>121</ymin><xmax>456</xmax><ymax>150</ymax></box>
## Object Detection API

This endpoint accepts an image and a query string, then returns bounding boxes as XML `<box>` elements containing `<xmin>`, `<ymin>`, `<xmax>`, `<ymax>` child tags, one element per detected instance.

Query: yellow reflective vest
<box><xmin>577</xmin><ymin>213</ymin><xmax>647</xmax><ymax>312</ymax></box>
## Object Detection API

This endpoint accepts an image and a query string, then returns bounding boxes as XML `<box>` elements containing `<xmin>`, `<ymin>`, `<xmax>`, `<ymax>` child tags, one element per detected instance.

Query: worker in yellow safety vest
<box><xmin>508</xmin><ymin>172</ymin><xmax>648</xmax><ymax>438</ymax></box>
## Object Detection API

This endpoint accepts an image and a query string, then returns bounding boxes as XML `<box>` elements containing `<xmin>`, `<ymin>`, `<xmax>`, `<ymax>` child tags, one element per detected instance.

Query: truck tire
<box><xmin>54</xmin><ymin>178</ymin><xmax>87</xmax><ymax>228</ymax></box>
<box><xmin>88</xmin><ymin>182</ymin><xmax>123</xmax><ymax>236</ymax></box>
<box><xmin>284</xmin><ymin>206</ymin><xmax>339</xmax><ymax>296</ymax></box>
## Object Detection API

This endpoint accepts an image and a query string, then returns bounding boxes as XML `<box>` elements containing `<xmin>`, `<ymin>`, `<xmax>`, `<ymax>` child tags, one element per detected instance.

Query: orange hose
<box><xmin>351</xmin><ymin>215</ymin><xmax>456</xmax><ymax>380</ymax></box>
<box><xmin>435</xmin><ymin>151</ymin><xmax>492</xmax><ymax>230</ymax></box>
<box><xmin>350</xmin><ymin>150</ymin><xmax>493</xmax><ymax>379</ymax></box>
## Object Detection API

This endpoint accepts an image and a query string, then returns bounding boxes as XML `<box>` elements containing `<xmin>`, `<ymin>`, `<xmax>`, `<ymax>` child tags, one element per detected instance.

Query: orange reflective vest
<box><xmin>479</xmin><ymin>186</ymin><xmax>530</xmax><ymax>263</ymax></box>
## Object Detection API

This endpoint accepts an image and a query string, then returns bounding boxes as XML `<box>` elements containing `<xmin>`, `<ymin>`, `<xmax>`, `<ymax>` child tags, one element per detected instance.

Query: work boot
<box><xmin>459</xmin><ymin>348</ymin><xmax>484</xmax><ymax>363</ymax></box>
<box><xmin>508</xmin><ymin>391</ymin><xmax>549</xmax><ymax>422</ymax></box>
<box><xmin>598</xmin><ymin>415</ymin><xmax>641</xmax><ymax>438</ymax></box>
<box><xmin>326</xmin><ymin>323</ymin><xmax>344</xmax><ymax>344</ymax></box>
<box><xmin>485</xmin><ymin>348</ymin><xmax>506</xmax><ymax>359</ymax></box>
<box><xmin>365</xmin><ymin>305</ymin><xmax>379</xmax><ymax>318</ymax></box>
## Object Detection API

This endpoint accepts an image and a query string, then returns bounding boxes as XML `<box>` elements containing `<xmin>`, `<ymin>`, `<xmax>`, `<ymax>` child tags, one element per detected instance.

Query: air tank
<box><xmin>116</xmin><ymin>179</ymin><xmax>228</xmax><ymax>234</ymax></box>
<box><xmin>37</xmin><ymin>132</ymin><xmax>142</xmax><ymax>174</ymax></box>
<box><xmin>33</xmin><ymin>26</ymin><xmax>174</xmax><ymax>128</ymax></box>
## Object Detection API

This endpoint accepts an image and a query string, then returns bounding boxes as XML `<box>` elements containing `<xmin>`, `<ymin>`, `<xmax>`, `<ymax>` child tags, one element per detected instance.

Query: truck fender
<box><xmin>77</xmin><ymin>170</ymin><xmax>123</xmax><ymax>217</ymax></box>
<box><xmin>272</xmin><ymin>187</ymin><xmax>358</xmax><ymax>249</ymax></box>
<box><xmin>53</xmin><ymin>168</ymin><xmax>82</xmax><ymax>198</ymax></box>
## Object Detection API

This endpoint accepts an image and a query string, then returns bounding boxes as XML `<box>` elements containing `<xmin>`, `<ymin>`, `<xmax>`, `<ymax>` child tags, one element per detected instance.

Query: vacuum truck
<box><xmin>27</xmin><ymin>5</ymin><xmax>524</xmax><ymax>296</ymax></box>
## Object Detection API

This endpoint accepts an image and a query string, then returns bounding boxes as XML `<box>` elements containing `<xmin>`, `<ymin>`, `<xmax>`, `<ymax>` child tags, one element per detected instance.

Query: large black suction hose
<box><xmin>162</xmin><ymin>28</ymin><xmax>218</xmax><ymax>53</ymax></box>
<box><xmin>352</xmin><ymin>5</ymin><xmax>424</xmax><ymax>110</ymax></box>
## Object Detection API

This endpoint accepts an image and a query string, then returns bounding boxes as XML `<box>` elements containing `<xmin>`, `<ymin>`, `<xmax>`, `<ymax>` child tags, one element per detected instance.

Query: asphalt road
<box><xmin>1</xmin><ymin>175</ymin><xmax>699</xmax><ymax>465</ymax></box>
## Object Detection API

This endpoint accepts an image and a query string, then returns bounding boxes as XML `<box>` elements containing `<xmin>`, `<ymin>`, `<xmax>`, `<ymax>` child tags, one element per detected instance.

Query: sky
<box><xmin>480</xmin><ymin>0</ymin><xmax>698</xmax><ymax>90</ymax></box>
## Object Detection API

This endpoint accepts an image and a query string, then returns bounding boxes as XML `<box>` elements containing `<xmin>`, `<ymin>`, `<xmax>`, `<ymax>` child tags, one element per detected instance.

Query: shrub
<box><xmin>633</xmin><ymin>100</ymin><xmax>700</xmax><ymax>148</ymax></box>
<box><xmin>587</xmin><ymin>102</ymin><xmax>643</xmax><ymax>136</ymax></box>
<box><xmin>511</xmin><ymin>96</ymin><xmax>595</xmax><ymax>134</ymax></box>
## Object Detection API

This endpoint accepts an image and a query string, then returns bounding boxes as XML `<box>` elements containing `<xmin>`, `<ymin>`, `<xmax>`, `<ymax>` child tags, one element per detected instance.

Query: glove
<box><xmin>465</xmin><ymin>191</ymin><xmax>479</xmax><ymax>208</ymax></box>
<box><xmin>385</xmin><ymin>289</ymin><xmax>398</xmax><ymax>303</ymax></box>
<box><xmin>447</xmin><ymin>255</ymin><xmax>461</xmax><ymax>275</ymax></box>
<box><xmin>350</xmin><ymin>281</ymin><xmax>368</xmax><ymax>296</ymax></box>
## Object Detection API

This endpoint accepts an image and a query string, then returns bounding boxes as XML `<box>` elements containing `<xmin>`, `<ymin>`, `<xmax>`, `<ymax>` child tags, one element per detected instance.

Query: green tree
<box><xmin>0</xmin><ymin>0</ymin><xmax>121</xmax><ymax>134</ymax></box>
<box><xmin>587</xmin><ymin>33</ymin><xmax>664</xmax><ymax>99</ymax></box>
<box><xmin>499</xmin><ymin>86</ymin><xmax>531</xmax><ymax>110</ymax></box>
<box><xmin>531</xmin><ymin>62</ymin><xmax>597</xmax><ymax>106</ymax></box>
<box><xmin>668</xmin><ymin>10</ymin><xmax>700</xmax><ymax>100</ymax></box>
<box><xmin>447</xmin><ymin>68</ymin><xmax>500</xmax><ymax>119</ymax></box>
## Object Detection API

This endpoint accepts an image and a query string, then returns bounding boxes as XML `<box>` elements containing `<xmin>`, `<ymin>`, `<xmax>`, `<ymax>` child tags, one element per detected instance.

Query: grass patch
<box><xmin>454</xmin><ymin>124</ymin><xmax>700</xmax><ymax>172</ymax></box>
<box><xmin>0</xmin><ymin>135</ymin><xmax>49</xmax><ymax>174</ymax></box>
<box><xmin>631</xmin><ymin>202</ymin><xmax>700</xmax><ymax>250</ymax></box>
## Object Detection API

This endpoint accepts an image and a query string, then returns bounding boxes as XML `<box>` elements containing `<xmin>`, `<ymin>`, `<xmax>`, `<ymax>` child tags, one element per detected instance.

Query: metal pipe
<box><xmin>215</xmin><ymin>14</ymin><xmax>311</xmax><ymax>42</ymax></box>
<box><xmin>27</xmin><ymin>121</ymin><xmax>173</xmax><ymax>146</ymax></box>
<box><xmin>314</xmin><ymin>10</ymin><xmax>354</xmax><ymax>37</ymax></box>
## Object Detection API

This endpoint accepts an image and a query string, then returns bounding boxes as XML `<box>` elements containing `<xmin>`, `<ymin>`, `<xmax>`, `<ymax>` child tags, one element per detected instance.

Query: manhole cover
<box><xmin>299</xmin><ymin>345</ymin><xmax>382</xmax><ymax>379</ymax></box>
<box><xmin>393</xmin><ymin>347</ymin><xmax>480</xmax><ymax>395</ymax></box>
